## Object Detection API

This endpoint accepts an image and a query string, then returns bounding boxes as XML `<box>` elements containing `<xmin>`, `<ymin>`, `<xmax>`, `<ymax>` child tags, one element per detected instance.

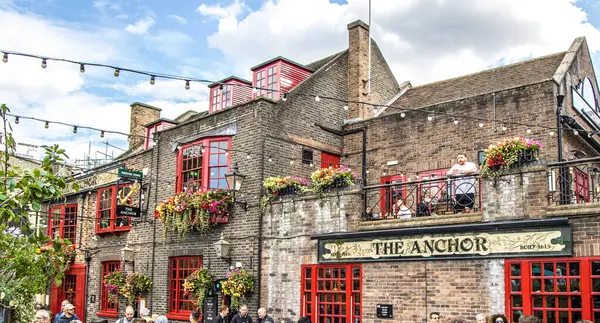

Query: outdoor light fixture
<box><xmin>114</xmin><ymin>69</ymin><xmax>120</xmax><ymax>77</ymax></box>
<box><xmin>41</xmin><ymin>58</ymin><xmax>47</xmax><ymax>69</ymax></box>
<box><xmin>214</xmin><ymin>233</ymin><xmax>231</xmax><ymax>259</ymax></box>
<box><xmin>225</xmin><ymin>162</ymin><xmax>247</xmax><ymax>211</ymax></box>
<box><xmin>121</xmin><ymin>243</ymin><xmax>134</xmax><ymax>264</ymax></box>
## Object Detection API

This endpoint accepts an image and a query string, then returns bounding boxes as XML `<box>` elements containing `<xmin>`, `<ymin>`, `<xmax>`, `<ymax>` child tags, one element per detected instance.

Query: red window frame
<box><xmin>266</xmin><ymin>65</ymin><xmax>278</xmax><ymax>99</ymax></box>
<box><xmin>98</xmin><ymin>261</ymin><xmax>120</xmax><ymax>317</ymax></box>
<box><xmin>505</xmin><ymin>257</ymin><xmax>600</xmax><ymax>323</ymax></box>
<box><xmin>380</xmin><ymin>174</ymin><xmax>406</xmax><ymax>218</ymax></box>
<box><xmin>176</xmin><ymin>137</ymin><xmax>231</xmax><ymax>193</ymax></box>
<box><xmin>301</xmin><ymin>264</ymin><xmax>362</xmax><ymax>323</ymax></box>
<box><xmin>321</xmin><ymin>152</ymin><xmax>340</xmax><ymax>169</ymax></box>
<box><xmin>48</xmin><ymin>204</ymin><xmax>78</xmax><ymax>243</ymax></box>
<box><xmin>222</xmin><ymin>84</ymin><xmax>232</xmax><ymax>109</ymax></box>
<box><xmin>95</xmin><ymin>185</ymin><xmax>131</xmax><ymax>234</ymax></box>
<box><xmin>145</xmin><ymin>121</ymin><xmax>176</xmax><ymax>150</ymax></box>
<box><xmin>168</xmin><ymin>256</ymin><xmax>203</xmax><ymax>320</ymax></box>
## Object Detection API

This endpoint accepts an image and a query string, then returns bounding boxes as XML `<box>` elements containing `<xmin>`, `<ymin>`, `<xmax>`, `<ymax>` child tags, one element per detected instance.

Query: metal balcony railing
<box><xmin>363</xmin><ymin>175</ymin><xmax>481</xmax><ymax>220</ymax></box>
<box><xmin>548</xmin><ymin>157</ymin><xmax>600</xmax><ymax>206</ymax></box>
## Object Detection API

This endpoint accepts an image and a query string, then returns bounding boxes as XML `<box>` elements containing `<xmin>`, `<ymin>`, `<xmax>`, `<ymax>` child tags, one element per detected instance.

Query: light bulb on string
<box><xmin>225</xmin><ymin>151</ymin><xmax>229</xmax><ymax>156</ymax></box>
<box><xmin>502</xmin><ymin>126</ymin><xmax>507</xmax><ymax>131</ymax></box>
<box><xmin>309</xmin><ymin>162</ymin><xmax>313</xmax><ymax>167</ymax></box>
<box><xmin>246</xmin><ymin>155</ymin><xmax>251</xmax><ymax>160</ymax></box>
<box><xmin>479</xmin><ymin>122</ymin><xmax>484</xmax><ymax>127</ymax></box>
<box><xmin>453</xmin><ymin>120</ymin><xmax>459</xmax><ymax>125</ymax></box>
<box><xmin>150</xmin><ymin>76</ymin><xmax>155</xmax><ymax>85</ymax></box>
<box><xmin>290</xmin><ymin>160</ymin><xmax>294</xmax><ymax>165</ymax></box>
<box><xmin>282</xmin><ymin>93</ymin><xmax>288</xmax><ymax>101</ymax></box>
<box><xmin>268</xmin><ymin>156</ymin><xmax>272</xmax><ymax>162</ymax></box>
<box><xmin>427</xmin><ymin>115</ymin><xmax>433</xmax><ymax>121</ymax></box>
<box><xmin>252</xmin><ymin>87</ymin><xmax>257</xmax><ymax>95</ymax></box>
<box><xmin>73</xmin><ymin>126</ymin><xmax>78</xmax><ymax>134</ymax></box>
<box><xmin>200</xmin><ymin>145</ymin><xmax>205</xmax><ymax>153</ymax></box>
<box><xmin>588</xmin><ymin>132</ymin><xmax>593</xmax><ymax>138</ymax></box>
<box><xmin>315</xmin><ymin>95</ymin><xmax>321</xmax><ymax>102</ymax></box>
<box><xmin>550</xmin><ymin>131</ymin><xmax>555</xmax><ymax>136</ymax></box>
<box><xmin>185</xmin><ymin>80</ymin><xmax>190</xmax><ymax>90</ymax></box>
<box><xmin>574</xmin><ymin>130</ymin><xmax>579</xmax><ymax>136</ymax></box>
<box><xmin>114</xmin><ymin>69</ymin><xmax>120</xmax><ymax>77</ymax></box>
<box><xmin>14</xmin><ymin>117</ymin><xmax>19</xmax><ymax>124</ymax></box>
<box><xmin>400</xmin><ymin>112</ymin><xmax>406</xmax><ymax>118</ymax></box>
<box><xmin>343</xmin><ymin>105</ymin><xmax>348</xmax><ymax>111</ymax></box>
<box><xmin>79</xmin><ymin>64</ymin><xmax>85</xmax><ymax>73</ymax></box>
<box><xmin>366</xmin><ymin>169</ymin><xmax>370</xmax><ymax>174</ymax></box>
<box><xmin>44</xmin><ymin>121</ymin><xmax>49</xmax><ymax>129</ymax></box>
<box><xmin>100</xmin><ymin>131</ymin><xmax>105</xmax><ymax>138</ymax></box>
<box><xmin>2</xmin><ymin>53</ymin><xmax>7</xmax><ymax>63</ymax></box>
<box><xmin>41</xmin><ymin>58</ymin><xmax>47</xmax><ymax>69</ymax></box>
<box><xmin>526</xmin><ymin>128</ymin><xmax>532</xmax><ymax>134</ymax></box>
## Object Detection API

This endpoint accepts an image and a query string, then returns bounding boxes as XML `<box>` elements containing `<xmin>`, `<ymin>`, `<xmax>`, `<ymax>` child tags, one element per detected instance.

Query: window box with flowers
<box><xmin>263</xmin><ymin>176</ymin><xmax>309</xmax><ymax>197</ymax></box>
<box><xmin>480</xmin><ymin>137</ymin><xmax>542</xmax><ymax>178</ymax></box>
<box><xmin>311</xmin><ymin>165</ymin><xmax>357</xmax><ymax>194</ymax></box>
<box><xmin>222</xmin><ymin>268</ymin><xmax>254</xmax><ymax>311</ymax></box>
<box><xmin>155</xmin><ymin>189</ymin><xmax>234</xmax><ymax>238</ymax></box>
<box><xmin>104</xmin><ymin>271</ymin><xmax>152</xmax><ymax>305</ymax></box>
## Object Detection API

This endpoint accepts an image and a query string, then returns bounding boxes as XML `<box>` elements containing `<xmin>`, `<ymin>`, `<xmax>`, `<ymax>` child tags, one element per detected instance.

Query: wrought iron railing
<box><xmin>548</xmin><ymin>157</ymin><xmax>600</xmax><ymax>205</ymax></box>
<box><xmin>363</xmin><ymin>175</ymin><xmax>481</xmax><ymax>220</ymax></box>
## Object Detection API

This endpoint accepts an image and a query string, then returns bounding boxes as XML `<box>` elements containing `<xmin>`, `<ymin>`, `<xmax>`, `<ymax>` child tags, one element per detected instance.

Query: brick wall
<box><xmin>129</xmin><ymin>103</ymin><xmax>161</xmax><ymax>149</ymax></box>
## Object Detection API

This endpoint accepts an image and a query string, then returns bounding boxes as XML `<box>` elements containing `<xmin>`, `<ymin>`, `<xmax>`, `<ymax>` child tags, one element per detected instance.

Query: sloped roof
<box><xmin>384</xmin><ymin>51</ymin><xmax>566</xmax><ymax>114</ymax></box>
<box><xmin>306</xmin><ymin>50</ymin><xmax>347</xmax><ymax>71</ymax></box>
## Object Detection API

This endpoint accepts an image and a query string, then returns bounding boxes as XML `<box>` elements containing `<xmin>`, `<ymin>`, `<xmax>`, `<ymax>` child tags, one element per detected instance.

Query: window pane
<box><xmin>558</xmin><ymin>311</ymin><xmax>568</xmax><ymax>323</ymax></box>
<box><xmin>545</xmin><ymin>263</ymin><xmax>555</xmax><ymax>276</ymax></box>
<box><xmin>593</xmin><ymin>279</ymin><xmax>600</xmax><ymax>292</ymax></box>
<box><xmin>558</xmin><ymin>296</ymin><xmax>568</xmax><ymax>308</ymax></box>
<box><xmin>532</xmin><ymin>279</ymin><xmax>542</xmax><ymax>292</ymax></box>
<box><xmin>511</xmin><ymin>264</ymin><xmax>521</xmax><ymax>276</ymax></box>
<box><xmin>571</xmin><ymin>296</ymin><xmax>581</xmax><ymax>309</ymax></box>
<box><xmin>547</xmin><ymin>311</ymin><xmax>556</xmax><ymax>323</ymax></box>
<box><xmin>533</xmin><ymin>295</ymin><xmax>543</xmax><ymax>308</ymax></box>
<box><xmin>513</xmin><ymin>311</ymin><xmax>522</xmax><ymax>323</ymax></box>
<box><xmin>511</xmin><ymin>279</ymin><xmax>521</xmax><ymax>292</ymax></box>
<box><xmin>512</xmin><ymin>295</ymin><xmax>522</xmax><ymax>307</ymax></box>
<box><xmin>570</xmin><ymin>262</ymin><xmax>580</xmax><ymax>276</ymax></box>
<box><xmin>571</xmin><ymin>312</ymin><xmax>581</xmax><ymax>323</ymax></box>
<box><xmin>546</xmin><ymin>296</ymin><xmax>555</xmax><ymax>308</ymax></box>
<box><xmin>570</xmin><ymin>279</ymin><xmax>580</xmax><ymax>292</ymax></box>
<box><xmin>556</xmin><ymin>263</ymin><xmax>566</xmax><ymax>276</ymax></box>
<box><xmin>545</xmin><ymin>279</ymin><xmax>554</xmax><ymax>292</ymax></box>
<box><xmin>533</xmin><ymin>263</ymin><xmax>542</xmax><ymax>276</ymax></box>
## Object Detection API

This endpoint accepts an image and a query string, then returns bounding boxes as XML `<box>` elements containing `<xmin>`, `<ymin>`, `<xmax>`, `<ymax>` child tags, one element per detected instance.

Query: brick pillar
<box><xmin>129</xmin><ymin>102</ymin><xmax>161</xmax><ymax>150</ymax></box>
<box><xmin>347</xmin><ymin>20</ymin><xmax>372</xmax><ymax>121</ymax></box>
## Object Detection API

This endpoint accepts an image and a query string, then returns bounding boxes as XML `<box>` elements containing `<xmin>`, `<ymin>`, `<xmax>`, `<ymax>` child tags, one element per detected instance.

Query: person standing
<box><xmin>116</xmin><ymin>306</ymin><xmax>136</xmax><ymax>323</ymax></box>
<box><xmin>54</xmin><ymin>300</ymin><xmax>70</xmax><ymax>323</ymax></box>
<box><xmin>231</xmin><ymin>305</ymin><xmax>253</xmax><ymax>323</ymax></box>
<box><xmin>446</xmin><ymin>153</ymin><xmax>478</xmax><ymax>213</ymax></box>
<box><xmin>34</xmin><ymin>310</ymin><xmax>51</xmax><ymax>323</ymax></box>
<box><xmin>57</xmin><ymin>304</ymin><xmax>79</xmax><ymax>323</ymax></box>
<box><xmin>189</xmin><ymin>310</ymin><xmax>200</xmax><ymax>323</ymax></box>
<box><xmin>215</xmin><ymin>305</ymin><xmax>229</xmax><ymax>323</ymax></box>
<box><xmin>257</xmin><ymin>308</ymin><xmax>274</xmax><ymax>323</ymax></box>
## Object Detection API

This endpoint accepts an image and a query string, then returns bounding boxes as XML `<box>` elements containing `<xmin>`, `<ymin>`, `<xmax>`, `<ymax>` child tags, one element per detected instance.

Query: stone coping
<box><xmin>355</xmin><ymin>212</ymin><xmax>483</xmax><ymax>231</ymax></box>
<box><xmin>546</xmin><ymin>202</ymin><xmax>600</xmax><ymax>217</ymax></box>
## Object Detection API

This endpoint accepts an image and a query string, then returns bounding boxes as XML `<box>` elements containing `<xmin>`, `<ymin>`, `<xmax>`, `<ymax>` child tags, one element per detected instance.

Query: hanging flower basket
<box><xmin>155</xmin><ymin>189</ymin><xmax>234</xmax><ymax>238</ymax></box>
<box><xmin>311</xmin><ymin>165</ymin><xmax>357</xmax><ymax>194</ymax></box>
<box><xmin>183</xmin><ymin>269</ymin><xmax>214</xmax><ymax>316</ymax></box>
<box><xmin>263</xmin><ymin>176</ymin><xmax>309</xmax><ymax>196</ymax></box>
<box><xmin>222</xmin><ymin>268</ymin><xmax>254</xmax><ymax>311</ymax></box>
<box><xmin>104</xmin><ymin>271</ymin><xmax>152</xmax><ymax>305</ymax></box>
<box><xmin>480</xmin><ymin>137</ymin><xmax>542</xmax><ymax>178</ymax></box>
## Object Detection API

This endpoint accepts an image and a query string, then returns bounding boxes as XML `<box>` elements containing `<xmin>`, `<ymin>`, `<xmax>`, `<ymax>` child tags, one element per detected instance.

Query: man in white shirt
<box><xmin>446</xmin><ymin>153</ymin><xmax>478</xmax><ymax>213</ymax></box>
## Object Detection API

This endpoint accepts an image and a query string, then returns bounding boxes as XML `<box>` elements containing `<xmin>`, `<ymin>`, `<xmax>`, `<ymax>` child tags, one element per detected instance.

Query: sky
<box><xmin>0</xmin><ymin>0</ymin><xmax>600</xmax><ymax>165</ymax></box>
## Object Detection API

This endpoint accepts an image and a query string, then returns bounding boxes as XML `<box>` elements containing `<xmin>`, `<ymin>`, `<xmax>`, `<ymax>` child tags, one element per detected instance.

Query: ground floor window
<box><xmin>99</xmin><ymin>261</ymin><xmax>120</xmax><ymax>316</ymax></box>
<box><xmin>168</xmin><ymin>256</ymin><xmax>202</xmax><ymax>320</ymax></box>
<box><xmin>301</xmin><ymin>264</ymin><xmax>362</xmax><ymax>323</ymax></box>
<box><xmin>506</xmin><ymin>257</ymin><xmax>600</xmax><ymax>323</ymax></box>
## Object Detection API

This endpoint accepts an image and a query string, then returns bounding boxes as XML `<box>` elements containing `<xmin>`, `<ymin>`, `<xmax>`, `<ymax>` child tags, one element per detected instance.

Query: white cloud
<box><xmin>205</xmin><ymin>0</ymin><xmax>600</xmax><ymax>85</ymax></box>
<box><xmin>114</xmin><ymin>14</ymin><xmax>128</xmax><ymax>20</ymax></box>
<box><xmin>111</xmin><ymin>79</ymin><xmax>208</xmax><ymax>102</ymax></box>
<box><xmin>168</xmin><ymin>14</ymin><xmax>188</xmax><ymax>24</ymax></box>
<box><xmin>125</xmin><ymin>16</ymin><xmax>155</xmax><ymax>35</ymax></box>
<box><xmin>196</xmin><ymin>0</ymin><xmax>249</xmax><ymax>19</ymax></box>
<box><xmin>145</xmin><ymin>30</ymin><xmax>194</xmax><ymax>57</ymax></box>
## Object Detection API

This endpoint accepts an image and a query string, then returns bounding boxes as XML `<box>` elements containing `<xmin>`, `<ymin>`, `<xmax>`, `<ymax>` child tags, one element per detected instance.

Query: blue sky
<box><xmin>0</xmin><ymin>0</ymin><xmax>599</xmax><ymax>163</ymax></box>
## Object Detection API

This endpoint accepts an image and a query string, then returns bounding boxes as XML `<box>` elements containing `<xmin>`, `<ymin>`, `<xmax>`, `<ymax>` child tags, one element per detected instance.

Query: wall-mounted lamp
<box><xmin>214</xmin><ymin>233</ymin><xmax>231</xmax><ymax>260</ymax></box>
<box><xmin>121</xmin><ymin>243</ymin><xmax>135</xmax><ymax>264</ymax></box>
<box><xmin>225</xmin><ymin>162</ymin><xmax>247</xmax><ymax>211</ymax></box>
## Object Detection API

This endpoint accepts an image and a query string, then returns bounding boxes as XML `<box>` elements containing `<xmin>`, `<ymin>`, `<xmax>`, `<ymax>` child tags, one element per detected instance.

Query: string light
<box><xmin>246</xmin><ymin>154</ymin><xmax>251</xmax><ymax>159</ymax></box>
<box><xmin>282</xmin><ymin>93</ymin><xmax>288</xmax><ymax>101</ymax></box>
<box><xmin>73</xmin><ymin>126</ymin><xmax>78</xmax><ymax>134</ymax></box>
<box><xmin>589</xmin><ymin>132</ymin><xmax>593</xmax><ymax>138</ymax></box>
<box><xmin>502</xmin><ymin>126</ymin><xmax>507</xmax><ymax>131</ymax></box>
<box><xmin>41</xmin><ymin>58</ymin><xmax>47</xmax><ymax>69</ymax></box>
<box><xmin>185</xmin><ymin>80</ymin><xmax>190</xmax><ymax>90</ymax></box>
<box><xmin>290</xmin><ymin>160</ymin><xmax>294</xmax><ymax>165</ymax></box>
<box><xmin>479</xmin><ymin>122</ymin><xmax>484</xmax><ymax>127</ymax></box>
<box><xmin>44</xmin><ymin>121</ymin><xmax>49</xmax><ymax>129</ymax></box>
<box><xmin>252</xmin><ymin>87</ymin><xmax>257</xmax><ymax>94</ymax></box>
<box><xmin>400</xmin><ymin>112</ymin><xmax>406</xmax><ymax>118</ymax></box>
<box><xmin>309</xmin><ymin>162</ymin><xmax>313</xmax><ymax>167</ymax></box>
<box><xmin>14</xmin><ymin>117</ymin><xmax>19</xmax><ymax>124</ymax></box>
<box><xmin>150</xmin><ymin>76</ymin><xmax>155</xmax><ymax>85</ymax></box>
<box><xmin>526</xmin><ymin>128</ymin><xmax>531</xmax><ymax>134</ymax></box>
<box><xmin>100</xmin><ymin>131</ymin><xmax>105</xmax><ymax>138</ymax></box>
<box><xmin>225</xmin><ymin>151</ymin><xmax>229</xmax><ymax>156</ymax></box>
<box><xmin>200</xmin><ymin>145</ymin><xmax>205</xmax><ymax>153</ymax></box>
<box><xmin>2</xmin><ymin>53</ymin><xmax>7</xmax><ymax>63</ymax></box>
<box><xmin>550</xmin><ymin>131</ymin><xmax>555</xmax><ymax>136</ymax></box>
<box><xmin>114</xmin><ymin>69</ymin><xmax>120</xmax><ymax>77</ymax></box>
<box><xmin>79</xmin><ymin>64</ymin><xmax>85</xmax><ymax>73</ymax></box>
<box><xmin>268</xmin><ymin>156</ymin><xmax>272</xmax><ymax>162</ymax></box>
<box><xmin>427</xmin><ymin>115</ymin><xmax>433</xmax><ymax>121</ymax></box>
<box><xmin>315</xmin><ymin>95</ymin><xmax>321</xmax><ymax>102</ymax></box>
<box><xmin>453</xmin><ymin>120</ymin><xmax>459</xmax><ymax>125</ymax></box>
<box><xmin>343</xmin><ymin>105</ymin><xmax>348</xmax><ymax>111</ymax></box>
<box><xmin>574</xmin><ymin>130</ymin><xmax>579</xmax><ymax>136</ymax></box>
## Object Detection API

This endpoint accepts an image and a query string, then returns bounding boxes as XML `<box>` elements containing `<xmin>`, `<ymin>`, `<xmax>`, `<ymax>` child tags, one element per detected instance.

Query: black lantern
<box><xmin>225</xmin><ymin>163</ymin><xmax>247</xmax><ymax>211</ymax></box>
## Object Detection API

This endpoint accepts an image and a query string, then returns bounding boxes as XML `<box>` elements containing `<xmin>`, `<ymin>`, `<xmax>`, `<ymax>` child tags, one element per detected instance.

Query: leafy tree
<box><xmin>0</xmin><ymin>104</ymin><xmax>78</xmax><ymax>321</ymax></box>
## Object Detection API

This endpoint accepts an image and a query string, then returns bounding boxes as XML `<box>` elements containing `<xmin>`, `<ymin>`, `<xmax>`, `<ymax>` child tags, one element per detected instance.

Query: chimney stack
<box><xmin>347</xmin><ymin>20</ymin><xmax>372</xmax><ymax>121</ymax></box>
<box><xmin>129</xmin><ymin>102</ymin><xmax>161</xmax><ymax>149</ymax></box>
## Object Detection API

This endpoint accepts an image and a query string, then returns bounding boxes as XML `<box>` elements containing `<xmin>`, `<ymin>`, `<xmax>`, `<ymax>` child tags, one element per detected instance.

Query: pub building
<box><xmin>259</xmin><ymin>36</ymin><xmax>600</xmax><ymax>323</ymax></box>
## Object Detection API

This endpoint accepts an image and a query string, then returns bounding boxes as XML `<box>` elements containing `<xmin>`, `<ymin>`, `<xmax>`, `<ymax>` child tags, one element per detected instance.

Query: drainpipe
<box><xmin>556</xmin><ymin>95</ymin><xmax>565</xmax><ymax>161</ymax></box>
<box><xmin>257</xmin><ymin>136</ymin><xmax>266</xmax><ymax>307</ymax></box>
<box><xmin>84</xmin><ymin>252</ymin><xmax>91</xmax><ymax>322</ymax></box>
<box><xmin>149</xmin><ymin>136</ymin><xmax>161</xmax><ymax>313</ymax></box>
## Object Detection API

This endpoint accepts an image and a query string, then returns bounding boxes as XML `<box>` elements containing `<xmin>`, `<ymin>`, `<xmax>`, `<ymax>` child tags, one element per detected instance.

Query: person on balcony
<box><xmin>446</xmin><ymin>153</ymin><xmax>478</xmax><ymax>213</ymax></box>
<box><xmin>393</xmin><ymin>198</ymin><xmax>412</xmax><ymax>219</ymax></box>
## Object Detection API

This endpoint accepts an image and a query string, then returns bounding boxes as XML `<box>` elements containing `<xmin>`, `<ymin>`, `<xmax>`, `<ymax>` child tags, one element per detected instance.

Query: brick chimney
<box><xmin>129</xmin><ymin>102</ymin><xmax>161</xmax><ymax>149</ymax></box>
<box><xmin>347</xmin><ymin>20</ymin><xmax>372</xmax><ymax>120</ymax></box>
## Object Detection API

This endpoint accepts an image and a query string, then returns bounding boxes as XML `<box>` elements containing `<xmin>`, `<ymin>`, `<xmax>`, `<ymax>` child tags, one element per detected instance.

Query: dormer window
<box><xmin>144</xmin><ymin>119</ymin><xmax>178</xmax><ymax>150</ymax></box>
<box><xmin>251</xmin><ymin>57</ymin><xmax>313</xmax><ymax>101</ymax></box>
<box><xmin>208</xmin><ymin>77</ymin><xmax>252</xmax><ymax>113</ymax></box>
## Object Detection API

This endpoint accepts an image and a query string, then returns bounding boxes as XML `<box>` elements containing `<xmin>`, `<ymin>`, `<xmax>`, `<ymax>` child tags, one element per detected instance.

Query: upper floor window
<box><xmin>48</xmin><ymin>204</ymin><xmax>78</xmax><ymax>243</ymax></box>
<box><xmin>266</xmin><ymin>65</ymin><xmax>278</xmax><ymax>99</ymax></box>
<box><xmin>211</xmin><ymin>88</ymin><xmax>221</xmax><ymax>112</ymax></box>
<box><xmin>321</xmin><ymin>152</ymin><xmax>340</xmax><ymax>169</ymax></box>
<box><xmin>222</xmin><ymin>85</ymin><xmax>232</xmax><ymax>108</ymax></box>
<box><xmin>176</xmin><ymin>137</ymin><xmax>231</xmax><ymax>193</ymax></box>
<box><xmin>95</xmin><ymin>185</ymin><xmax>132</xmax><ymax>234</ymax></box>
<box><xmin>145</xmin><ymin>121</ymin><xmax>177</xmax><ymax>150</ymax></box>
<box><xmin>256</xmin><ymin>70</ymin><xmax>266</xmax><ymax>97</ymax></box>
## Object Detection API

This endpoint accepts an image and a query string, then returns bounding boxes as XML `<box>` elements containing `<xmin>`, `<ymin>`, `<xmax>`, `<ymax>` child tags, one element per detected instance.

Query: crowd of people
<box><xmin>433</xmin><ymin>311</ymin><xmax>592</xmax><ymax>323</ymax></box>
<box><xmin>32</xmin><ymin>302</ymin><xmax>310</xmax><ymax>323</ymax></box>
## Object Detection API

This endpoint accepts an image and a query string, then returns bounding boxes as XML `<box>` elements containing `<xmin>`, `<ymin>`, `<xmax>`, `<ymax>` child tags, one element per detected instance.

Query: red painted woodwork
<box><xmin>380</xmin><ymin>175</ymin><xmax>407</xmax><ymax>217</ymax></box>
<box><xmin>505</xmin><ymin>257</ymin><xmax>600</xmax><ymax>323</ymax></box>
<box><xmin>168</xmin><ymin>256</ymin><xmax>203</xmax><ymax>320</ymax></box>
<box><xmin>98</xmin><ymin>261</ymin><xmax>120</xmax><ymax>317</ymax></box>
<box><xmin>145</xmin><ymin>120</ymin><xmax>177</xmax><ymax>149</ymax></box>
<box><xmin>48</xmin><ymin>204</ymin><xmax>78</xmax><ymax>244</ymax></box>
<box><xmin>301</xmin><ymin>264</ymin><xmax>362</xmax><ymax>323</ymax></box>
<box><xmin>320</xmin><ymin>152</ymin><xmax>340</xmax><ymax>169</ymax></box>
<box><xmin>573</xmin><ymin>167</ymin><xmax>590</xmax><ymax>203</ymax></box>
<box><xmin>51</xmin><ymin>264</ymin><xmax>86</xmax><ymax>321</ymax></box>
<box><xmin>95</xmin><ymin>185</ymin><xmax>131</xmax><ymax>234</ymax></box>
<box><xmin>252</xmin><ymin>58</ymin><xmax>312</xmax><ymax>100</ymax></box>
<box><xmin>175</xmin><ymin>137</ymin><xmax>231</xmax><ymax>193</ymax></box>
<box><xmin>208</xmin><ymin>78</ymin><xmax>252</xmax><ymax>113</ymax></box>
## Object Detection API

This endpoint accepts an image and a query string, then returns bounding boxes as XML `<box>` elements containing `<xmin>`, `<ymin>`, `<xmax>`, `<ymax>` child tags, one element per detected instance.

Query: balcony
<box><xmin>547</xmin><ymin>157</ymin><xmax>600</xmax><ymax>217</ymax></box>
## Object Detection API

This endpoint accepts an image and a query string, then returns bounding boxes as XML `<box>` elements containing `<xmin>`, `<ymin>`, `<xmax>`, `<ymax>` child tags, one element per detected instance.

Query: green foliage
<box><xmin>183</xmin><ymin>268</ymin><xmax>214</xmax><ymax>314</ymax></box>
<box><xmin>221</xmin><ymin>268</ymin><xmax>254</xmax><ymax>311</ymax></box>
<box><xmin>0</xmin><ymin>104</ymin><xmax>76</xmax><ymax>321</ymax></box>
<box><xmin>479</xmin><ymin>137</ymin><xmax>542</xmax><ymax>178</ymax></box>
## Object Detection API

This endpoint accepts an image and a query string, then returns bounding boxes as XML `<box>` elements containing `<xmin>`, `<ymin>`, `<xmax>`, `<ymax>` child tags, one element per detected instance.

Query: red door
<box><xmin>51</xmin><ymin>263</ymin><xmax>86</xmax><ymax>321</ymax></box>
